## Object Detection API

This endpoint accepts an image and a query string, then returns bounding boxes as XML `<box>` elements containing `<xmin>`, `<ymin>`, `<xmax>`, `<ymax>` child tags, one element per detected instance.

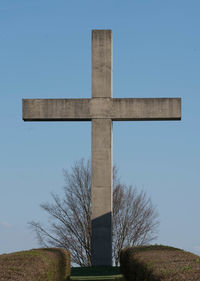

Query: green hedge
<box><xmin>120</xmin><ymin>246</ymin><xmax>159</xmax><ymax>281</ymax></box>
<box><xmin>120</xmin><ymin>245</ymin><xmax>200</xmax><ymax>281</ymax></box>
<box><xmin>0</xmin><ymin>248</ymin><xmax>70</xmax><ymax>281</ymax></box>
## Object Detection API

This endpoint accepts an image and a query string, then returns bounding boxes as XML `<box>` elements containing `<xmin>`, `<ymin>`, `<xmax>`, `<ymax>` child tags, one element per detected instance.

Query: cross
<box><xmin>22</xmin><ymin>30</ymin><xmax>181</xmax><ymax>266</ymax></box>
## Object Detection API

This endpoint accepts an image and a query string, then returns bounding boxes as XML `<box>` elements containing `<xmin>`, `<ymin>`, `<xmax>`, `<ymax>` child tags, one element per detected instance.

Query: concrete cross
<box><xmin>22</xmin><ymin>30</ymin><xmax>181</xmax><ymax>266</ymax></box>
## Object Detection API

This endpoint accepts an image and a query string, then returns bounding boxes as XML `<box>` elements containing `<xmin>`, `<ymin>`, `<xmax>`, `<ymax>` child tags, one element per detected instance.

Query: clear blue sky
<box><xmin>1</xmin><ymin>0</ymin><xmax>200</xmax><ymax>256</ymax></box>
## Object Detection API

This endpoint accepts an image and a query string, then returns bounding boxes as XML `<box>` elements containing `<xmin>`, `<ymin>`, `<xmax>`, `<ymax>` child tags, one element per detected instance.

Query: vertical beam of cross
<box><xmin>91</xmin><ymin>30</ymin><xmax>113</xmax><ymax>266</ymax></box>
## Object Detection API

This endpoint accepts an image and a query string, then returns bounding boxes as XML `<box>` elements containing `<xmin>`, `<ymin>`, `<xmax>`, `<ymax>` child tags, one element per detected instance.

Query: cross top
<box><xmin>23</xmin><ymin>30</ymin><xmax>181</xmax><ymax>266</ymax></box>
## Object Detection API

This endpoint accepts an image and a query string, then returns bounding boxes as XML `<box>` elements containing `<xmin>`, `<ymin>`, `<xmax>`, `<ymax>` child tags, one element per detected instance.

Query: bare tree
<box><xmin>29</xmin><ymin>159</ymin><xmax>159</xmax><ymax>266</ymax></box>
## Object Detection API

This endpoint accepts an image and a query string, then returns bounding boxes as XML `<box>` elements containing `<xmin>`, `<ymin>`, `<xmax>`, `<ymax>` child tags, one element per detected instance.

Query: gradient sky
<box><xmin>1</xmin><ymin>0</ymin><xmax>200</xmax><ymax>257</ymax></box>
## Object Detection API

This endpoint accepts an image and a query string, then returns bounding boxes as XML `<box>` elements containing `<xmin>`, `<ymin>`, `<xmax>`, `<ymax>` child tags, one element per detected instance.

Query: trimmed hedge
<box><xmin>0</xmin><ymin>248</ymin><xmax>70</xmax><ymax>281</ymax></box>
<box><xmin>120</xmin><ymin>246</ymin><xmax>160</xmax><ymax>281</ymax></box>
<box><xmin>120</xmin><ymin>245</ymin><xmax>200</xmax><ymax>281</ymax></box>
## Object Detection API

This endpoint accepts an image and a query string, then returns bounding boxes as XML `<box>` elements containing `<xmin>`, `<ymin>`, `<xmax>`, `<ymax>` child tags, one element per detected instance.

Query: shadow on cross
<box><xmin>91</xmin><ymin>212</ymin><xmax>112</xmax><ymax>267</ymax></box>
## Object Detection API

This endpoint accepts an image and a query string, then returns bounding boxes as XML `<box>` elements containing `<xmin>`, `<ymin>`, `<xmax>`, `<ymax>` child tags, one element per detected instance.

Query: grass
<box><xmin>120</xmin><ymin>245</ymin><xmax>200</xmax><ymax>281</ymax></box>
<box><xmin>70</xmin><ymin>267</ymin><xmax>124</xmax><ymax>281</ymax></box>
<box><xmin>0</xmin><ymin>248</ymin><xmax>70</xmax><ymax>281</ymax></box>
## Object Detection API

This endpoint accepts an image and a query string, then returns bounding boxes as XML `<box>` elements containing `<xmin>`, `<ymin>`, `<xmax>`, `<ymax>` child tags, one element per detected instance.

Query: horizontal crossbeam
<box><xmin>23</xmin><ymin>98</ymin><xmax>181</xmax><ymax>121</ymax></box>
<box><xmin>22</xmin><ymin>99</ymin><xmax>90</xmax><ymax>121</ymax></box>
<box><xmin>112</xmin><ymin>98</ymin><xmax>181</xmax><ymax>121</ymax></box>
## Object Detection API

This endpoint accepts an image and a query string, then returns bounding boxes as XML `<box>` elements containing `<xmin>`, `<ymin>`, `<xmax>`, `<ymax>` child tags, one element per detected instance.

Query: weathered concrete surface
<box><xmin>23</xmin><ymin>97</ymin><xmax>181</xmax><ymax>121</ymax></box>
<box><xmin>91</xmin><ymin>119</ymin><xmax>112</xmax><ymax>193</ymax></box>
<box><xmin>91</xmin><ymin>119</ymin><xmax>113</xmax><ymax>266</ymax></box>
<box><xmin>111</xmin><ymin>98</ymin><xmax>181</xmax><ymax>120</ymax></box>
<box><xmin>22</xmin><ymin>99</ymin><xmax>91</xmax><ymax>121</ymax></box>
<box><xmin>91</xmin><ymin>30</ymin><xmax>113</xmax><ymax>266</ymax></box>
<box><xmin>92</xmin><ymin>30</ymin><xmax>112</xmax><ymax>98</ymax></box>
